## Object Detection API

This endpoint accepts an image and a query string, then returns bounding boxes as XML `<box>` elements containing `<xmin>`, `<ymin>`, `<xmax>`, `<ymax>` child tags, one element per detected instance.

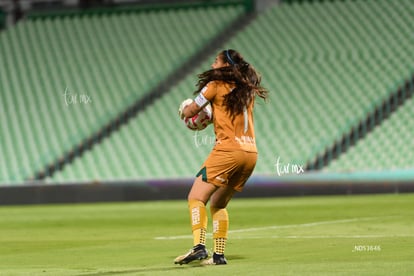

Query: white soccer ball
<box><xmin>184</xmin><ymin>103</ymin><xmax>213</xmax><ymax>131</ymax></box>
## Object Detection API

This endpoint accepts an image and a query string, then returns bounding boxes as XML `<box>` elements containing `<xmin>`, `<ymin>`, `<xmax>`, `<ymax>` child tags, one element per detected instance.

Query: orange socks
<box><xmin>188</xmin><ymin>199</ymin><xmax>208</xmax><ymax>246</ymax></box>
<box><xmin>211</xmin><ymin>207</ymin><xmax>229</xmax><ymax>255</ymax></box>
<box><xmin>188</xmin><ymin>200</ymin><xmax>229</xmax><ymax>255</ymax></box>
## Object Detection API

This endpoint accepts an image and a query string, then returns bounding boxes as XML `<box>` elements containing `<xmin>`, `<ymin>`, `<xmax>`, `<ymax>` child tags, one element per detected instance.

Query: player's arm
<box><xmin>179</xmin><ymin>91</ymin><xmax>210</xmax><ymax>119</ymax></box>
<box><xmin>182</xmin><ymin>102</ymin><xmax>203</xmax><ymax>119</ymax></box>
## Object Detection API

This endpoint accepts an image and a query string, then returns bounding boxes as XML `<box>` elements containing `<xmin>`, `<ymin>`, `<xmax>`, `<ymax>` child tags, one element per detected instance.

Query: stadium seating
<box><xmin>51</xmin><ymin>0</ymin><xmax>414</xmax><ymax>182</ymax></box>
<box><xmin>325</xmin><ymin>95</ymin><xmax>414</xmax><ymax>172</ymax></box>
<box><xmin>0</xmin><ymin>4</ymin><xmax>244</xmax><ymax>182</ymax></box>
<box><xmin>231</xmin><ymin>0</ymin><xmax>414</xmax><ymax>174</ymax></box>
<box><xmin>2</xmin><ymin>0</ymin><xmax>413</xmax><ymax>183</ymax></box>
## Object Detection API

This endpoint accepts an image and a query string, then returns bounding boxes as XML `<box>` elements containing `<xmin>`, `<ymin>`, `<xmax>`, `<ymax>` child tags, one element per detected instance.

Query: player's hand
<box><xmin>178</xmin><ymin>98</ymin><xmax>193</xmax><ymax>119</ymax></box>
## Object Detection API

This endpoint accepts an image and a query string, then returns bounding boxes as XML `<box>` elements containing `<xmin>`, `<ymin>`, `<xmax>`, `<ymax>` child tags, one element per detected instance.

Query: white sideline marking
<box><xmin>154</xmin><ymin>217</ymin><xmax>390</xmax><ymax>240</ymax></box>
<box><xmin>232</xmin><ymin>234</ymin><xmax>414</xmax><ymax>239</ymax></box>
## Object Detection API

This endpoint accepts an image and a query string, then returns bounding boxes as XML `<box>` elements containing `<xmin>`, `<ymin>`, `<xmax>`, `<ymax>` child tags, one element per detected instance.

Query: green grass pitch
<box><xmin>0</xmin><ymin>193</ymin><xmax>413</xmax><ymax>275</ymax></box>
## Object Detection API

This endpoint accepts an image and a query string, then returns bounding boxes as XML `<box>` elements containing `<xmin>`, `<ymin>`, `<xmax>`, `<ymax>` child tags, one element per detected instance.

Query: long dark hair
<box><xmin>194</xmin><ymin>49</ymin><xmax>268</xmax><ymax>116</ymax></box>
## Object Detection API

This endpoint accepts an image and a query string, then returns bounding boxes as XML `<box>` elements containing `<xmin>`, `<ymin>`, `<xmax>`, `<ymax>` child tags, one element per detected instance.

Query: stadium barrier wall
<box><xmin>1</xmin><ymin>173</ymin><xmax>413</xmax><ymax>205</ymax></box>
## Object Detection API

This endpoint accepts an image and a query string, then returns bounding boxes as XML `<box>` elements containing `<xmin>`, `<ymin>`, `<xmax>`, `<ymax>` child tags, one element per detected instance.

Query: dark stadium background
<box><xmin>0</xmin><ymin>0</ymin><xmax>413</xmax><ymax>205</ymax></box>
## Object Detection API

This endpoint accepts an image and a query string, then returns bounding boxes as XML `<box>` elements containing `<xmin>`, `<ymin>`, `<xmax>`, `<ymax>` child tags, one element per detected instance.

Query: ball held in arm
<box><xmin>178</xmin><ymin>98</ymin><xmax>194</xmax><ymax>119</ymax></box>
<box><xmin>178</xmin><ymin>99</ymin><xmax>213</xmax><ymax>131</ymax></box>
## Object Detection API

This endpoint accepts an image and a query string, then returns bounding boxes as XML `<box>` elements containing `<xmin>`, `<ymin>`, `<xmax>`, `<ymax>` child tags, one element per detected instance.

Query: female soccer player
<box><xmin>176</xmin><ymin>49</ymin><xmax>268</xmax><ymax>265</ymax></box>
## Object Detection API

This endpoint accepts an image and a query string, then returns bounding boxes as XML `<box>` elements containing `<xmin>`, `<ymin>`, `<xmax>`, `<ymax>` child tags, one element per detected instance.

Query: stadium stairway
<box><xmin>324</xmin><ymin>85</ymin><xmax>414</xmax><ymax>172</ymax></box>
<box><xmin>307</xmin><ymin>73</ymin><xmax>414</xmax><ymax>171</ymax></box>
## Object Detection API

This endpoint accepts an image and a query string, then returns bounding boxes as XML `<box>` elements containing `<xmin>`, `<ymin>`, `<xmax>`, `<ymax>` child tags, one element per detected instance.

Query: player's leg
<box><xmin>201</xmin><ymin>186</ymin><xmax>235</xmax><ymax>265</ymax></box>
<box><xmin>187</xmin><ymin>176</ymin><xmax>218</xmax><ymax>248</ymax></box>
<box><xmin>174</xmin><ymin>176</ymin><xmax>218</xmax><ymax>265</ymax></box>
<box><xmin>202</xmin><ymin>151</ymin><xmax>257</xmax><ymax>265</ymax></box>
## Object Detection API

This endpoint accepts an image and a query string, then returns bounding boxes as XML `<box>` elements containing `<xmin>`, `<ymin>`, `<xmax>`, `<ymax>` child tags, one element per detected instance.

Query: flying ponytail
<box><xmin>194</xmin><ymin>49</ymin><xmax>268</xmax><ymax>116</ymax></box>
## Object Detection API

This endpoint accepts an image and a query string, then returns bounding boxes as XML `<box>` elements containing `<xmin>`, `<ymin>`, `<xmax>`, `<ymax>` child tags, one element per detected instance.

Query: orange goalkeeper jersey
<box><xmin>194</xmin><ymin>81</ymin><xmax>257</xmax><ymax>153</ymax></box>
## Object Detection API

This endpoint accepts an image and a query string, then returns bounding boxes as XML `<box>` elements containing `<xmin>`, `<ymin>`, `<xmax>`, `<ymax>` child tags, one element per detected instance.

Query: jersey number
<box><xmin>243</xmin><ymin>106</ymin><xmax>248</xmax><ymax>133</ymax></box>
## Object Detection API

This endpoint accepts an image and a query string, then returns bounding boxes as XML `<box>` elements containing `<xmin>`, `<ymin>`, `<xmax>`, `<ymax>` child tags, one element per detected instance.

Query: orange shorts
<box><xmin>196</xmin><ymin>150</ymin><xmax>257</xmax><ymax>192</ymax></box>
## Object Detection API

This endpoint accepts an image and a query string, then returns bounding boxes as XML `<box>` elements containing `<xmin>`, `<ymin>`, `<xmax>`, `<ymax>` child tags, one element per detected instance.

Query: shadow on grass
<box><xmin>78</xmin><ymin>266</ymin><xmax>190</xmax><ymax>275</ymax></box>
<box><xmin>78</xmin><ymin>255</ymin><xmax>245</xmax><ymax>275</ymax></box>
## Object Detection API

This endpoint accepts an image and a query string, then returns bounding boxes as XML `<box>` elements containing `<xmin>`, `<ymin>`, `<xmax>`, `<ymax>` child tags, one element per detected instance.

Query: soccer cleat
<box><xmin>174</xmin><ymin>244</ymin><xmax>208</xmax><ymax>265</ymax></box>
<box><xmin>201</xmin><ymin>253</ymin><xmax>227</xmax><ymax>265</ymax></box>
